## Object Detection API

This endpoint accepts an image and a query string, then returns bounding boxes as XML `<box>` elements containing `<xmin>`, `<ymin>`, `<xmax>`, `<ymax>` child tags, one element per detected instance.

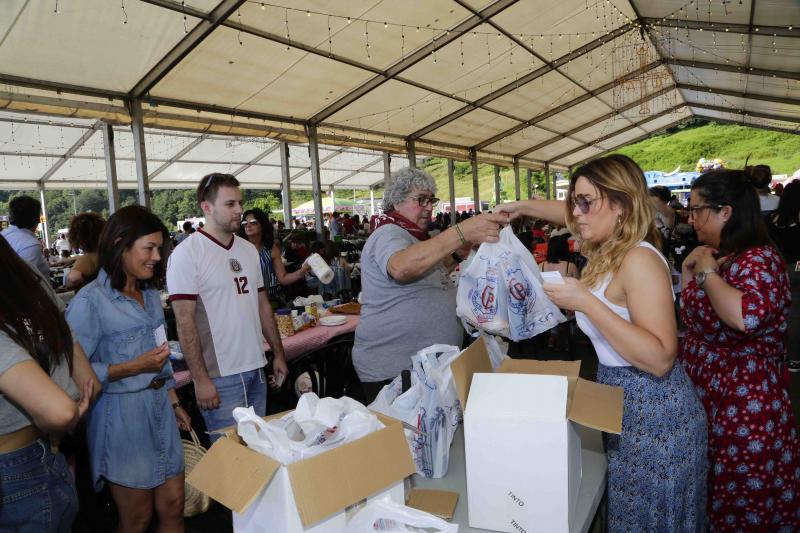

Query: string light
<box><xmin>364</xmin><ymin>21</ymin><xmax>371</xmax><ymax>61</ymax></box>
<box><xmin>53</xmin><ymin>0</ymin><xmax>58</xmax><ymax>14</ymax></box>
<box><xmin>121</xmin><ymin>0</ymin><xmax>128</xmax><ymax>25</ymax></box>
<box><xmin>181</xmin><ymin>1</ymin><xmax>188</xmax><ymax>34</ymax></box>
<box><xmin>237</xmin><ymin>8</ymin><xmax>244</xmax><ymax>45</ymax></box>
<box><xmin>284</xmin><ymin>8</ymin><xmax>291</xmax><ymax>51</ymax></box>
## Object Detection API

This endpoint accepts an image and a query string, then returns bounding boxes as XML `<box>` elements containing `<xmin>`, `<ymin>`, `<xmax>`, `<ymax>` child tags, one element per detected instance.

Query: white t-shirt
<box><xmin>167</xmin><ymin>230</ymin><xmax>266</xmax><ymax>378</ymax></box>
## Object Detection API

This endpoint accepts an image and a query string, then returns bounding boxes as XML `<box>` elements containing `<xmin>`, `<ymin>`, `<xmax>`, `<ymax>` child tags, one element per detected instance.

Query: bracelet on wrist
<box><xmin>172</xmin><ymin>401</ymin><xmax>181</xmax><ymax>410</ymax></box>
<box><xmin>454</xmin><ymin>224</ymin><xmax>467</xmax><ymax>245</ymax></box>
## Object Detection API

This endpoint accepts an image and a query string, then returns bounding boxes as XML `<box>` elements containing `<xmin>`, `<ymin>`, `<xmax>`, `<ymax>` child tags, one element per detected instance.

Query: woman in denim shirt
<box><xmin>67</xmin><ymin>206</ymin><xmax>191</xmax><ymax>532</ymax></box>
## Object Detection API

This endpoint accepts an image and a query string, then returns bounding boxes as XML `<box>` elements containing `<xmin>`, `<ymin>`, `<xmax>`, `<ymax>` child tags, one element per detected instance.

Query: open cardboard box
<box><xmin>187</xmin><ymin>410</ymin><xmax>416</xmax><ymax>532</ymax></box>
<box><xmin>451</xmin><ymin>337</ymin><xmax>623</xmax><ymax>533</ymax></box>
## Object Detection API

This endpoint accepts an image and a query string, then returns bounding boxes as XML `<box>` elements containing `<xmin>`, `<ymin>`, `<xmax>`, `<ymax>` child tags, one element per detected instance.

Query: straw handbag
<box><xmin>182</xmin><ymin>429</ymin><xmax>210</xmax><ymax>517</ymax></box>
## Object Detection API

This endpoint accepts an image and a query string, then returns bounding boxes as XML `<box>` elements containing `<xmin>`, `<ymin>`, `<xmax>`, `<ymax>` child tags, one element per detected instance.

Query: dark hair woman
<box><xmin>65</xmin><ymin>212</ymin><xmax>106</xmax><ymax>290</ymax></box>
<box><xmin>541</xmin><ymin>234</ymin><xmax>578</xmax><ymax>279</ymax></box>
<box><xmin>766</xmin><ymin>180</ymin><xmax>800</xmax><ymax>373</ymax></box>
<box><xmin>0</xmin><ymin>236</ymin><xmax>98</xmax><ymax>531</ymax></box>
<box><xmin>237</xmin><ymin>207</ymin><xmax>310</xmax><ymax>307</ymax></box>
<box><xmin>66</xmin><ymin>205</ymin><xmax>190</xmax><ymax>532</ymax></box>
<box><xmin>680</xmin><ymin>170</ymin><xmax>798</xmax><ymax>530</ymax></box>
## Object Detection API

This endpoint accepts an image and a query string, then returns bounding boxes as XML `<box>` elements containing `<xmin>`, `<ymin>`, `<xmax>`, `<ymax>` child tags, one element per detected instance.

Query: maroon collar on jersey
<box><xmin>198</xmin><ymin>228</ymin><xmax>235</xmax><ymax>250</ymax></box>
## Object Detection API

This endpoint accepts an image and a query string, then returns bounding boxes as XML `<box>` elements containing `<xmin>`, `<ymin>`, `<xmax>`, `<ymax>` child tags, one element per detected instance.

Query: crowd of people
<box><xmin>1</xmin><ymin>155</ymin><xmax>798</xmax><ymax>532</ymax></box>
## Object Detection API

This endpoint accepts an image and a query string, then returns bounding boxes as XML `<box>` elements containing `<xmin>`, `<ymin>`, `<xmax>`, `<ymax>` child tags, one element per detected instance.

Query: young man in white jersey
<box><xmin>167</xmin><ymin>173</ymin><xmax>288</xmax><ymax>441</ymax></box>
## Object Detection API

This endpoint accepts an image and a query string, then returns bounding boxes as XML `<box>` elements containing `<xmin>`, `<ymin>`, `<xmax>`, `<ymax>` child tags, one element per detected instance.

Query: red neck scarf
<box><xmin>373</xmin><ymin>210</ymin><xmax>430</xmax><ymax>241</ymax></box>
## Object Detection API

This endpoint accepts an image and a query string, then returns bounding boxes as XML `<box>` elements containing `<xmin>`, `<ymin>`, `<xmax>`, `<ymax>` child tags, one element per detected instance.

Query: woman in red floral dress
<box><xmin>680</xmin><ymin>169</ymin><xmax>799</xmax><ymax>531</ymax></box>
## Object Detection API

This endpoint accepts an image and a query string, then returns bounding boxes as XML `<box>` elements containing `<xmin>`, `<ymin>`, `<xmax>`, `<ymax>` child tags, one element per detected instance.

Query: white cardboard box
<box><xmin>187</xmin><ymin>412</ymin><xmax>415</xmax><ymax>532</ymax></box>
<box><xmin>451</xmin><ymin>338</ymin><xmax>623</xmax><ymax>533</ymax></box>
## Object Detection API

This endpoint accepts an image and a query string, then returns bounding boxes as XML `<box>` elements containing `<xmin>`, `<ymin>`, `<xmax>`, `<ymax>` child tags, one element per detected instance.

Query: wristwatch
<box><xmin>695</xmin><ymin>268</ymin><xmax>717</xmax><ymax>288</ymax></box>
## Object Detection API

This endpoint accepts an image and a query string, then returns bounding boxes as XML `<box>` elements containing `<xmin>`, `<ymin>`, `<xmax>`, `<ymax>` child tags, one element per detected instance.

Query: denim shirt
<box><xmin>66</xmin><ymin>269</ymin><xmax>173</xmax><ymax>393</ymax></box>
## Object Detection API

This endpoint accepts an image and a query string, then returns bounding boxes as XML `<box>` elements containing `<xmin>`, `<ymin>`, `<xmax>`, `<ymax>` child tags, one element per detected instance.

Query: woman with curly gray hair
<box><xmin>353</xmin><ymin>166</ymin><xmax>506</xmax><ymax>403</ymax></box>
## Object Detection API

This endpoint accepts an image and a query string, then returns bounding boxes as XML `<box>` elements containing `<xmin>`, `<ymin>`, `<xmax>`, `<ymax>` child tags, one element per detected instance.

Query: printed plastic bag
<box><xmin>369</xmin><ymin>345</ymin><xmax>462</xmax><ymax>478</ymax></box>
<box><xmin>233</xmin><ymin>393</ymin><xmax>383</xmax><ymax>465</ymax></box>
<box><xmin>344</xmin><ymin>496</ymin><xmax>458</xmax><ymax>533</ymax></box>
<box><xmin>457</xmin><ymin>226</ymin><xmax>565</xmax><ymax>341</ymax></box>
<box><xmin>482</xmin><ymin>333</ymin><xmax>509</xmax><ymax>369</ymax></box>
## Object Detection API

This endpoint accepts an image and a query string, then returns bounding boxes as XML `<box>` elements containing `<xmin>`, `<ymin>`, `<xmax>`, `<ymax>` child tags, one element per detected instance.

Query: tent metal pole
<box><xmin>494</xmin><ymin>165</ymin><xmax>502</xmax><ymax>207</ymax></box>
<box><xmin>471</xmin><ymin>150</ymin><xmax>480</xmax><ymax>212</ymax></box>
<box><xmin>448</xmin><ymin>159</ymin><xmax>457</xmax><ymax>226</ymax></box>
<box><xmin>526</xmin><ymin>168</ymin><xmax>533</xmax><ymax>199</ymax></box>
<box><xmin>407</xmin><ymin>139</ymin><xmax>417</xmax><ymax>169</ymax></box>
<box><xmin>370</xmin><ymin>188</ymin><xmax>375</xmax><ymax>217</ymax></box>
<box><xmin>102</xmin><ymin>122</ymin><xmax>120</xmax><ymax>214</ymax></box>
<box><xmin>513</xmin><ymin>158</ymin><xmax>521</xmax><ymax>201</ymax></box>
<box><xmin>129</xmin><ymin>100</ymin><xmax>151</xmax><ymax>208</ymax></box>
<box><xmin>38</xmin><ymin>184</ymin><xmax>50</xmax><ymax>250</ymax></box>
<box><xmin>279</xmin><ymin>141</ymin><xmax>292</xmax><ymax>227</ymax></box>
<box><xmin>307</xmin><ymin>125</ymin><xmax>325</xmax><ymax>241</ymax></box>
<box><xmin>545</xmin><ymin>162</ymin><xmax>551</xmax><ymax>201</ymax></box>
<box><xmin>383</xmin><ymin>152</ymin><xmax>392</xmax><ymax>189</ymax></box>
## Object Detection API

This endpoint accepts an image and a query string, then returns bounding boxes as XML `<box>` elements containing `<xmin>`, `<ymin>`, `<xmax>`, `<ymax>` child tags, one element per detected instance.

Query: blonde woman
<box><xmin>498</xmin><ymin>155</ymin><xmax>707</xmax><ymax>532</ymax></box>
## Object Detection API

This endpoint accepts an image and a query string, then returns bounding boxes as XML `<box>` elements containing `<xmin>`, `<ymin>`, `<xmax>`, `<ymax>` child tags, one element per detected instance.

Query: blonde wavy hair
<box><xmin>566</xmin><ymin>154</ymin><xmax>661</xmax><ymax>288</ymax></box>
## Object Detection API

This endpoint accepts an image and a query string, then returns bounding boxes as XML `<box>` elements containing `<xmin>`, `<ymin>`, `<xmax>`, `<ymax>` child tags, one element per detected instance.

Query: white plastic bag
<box><xmin>457</xmin><ymin>226</ymin><xmax>565</xmax><ymax>341</ymax></box>
<box><xmin>345</xmin><ymin>496</ymin><xmax>458</xmax><ymax>532</ymax></box>
<box><xmin>482</xmin><ymin>333</ymin><xmax>510</xmax><ymax>369</ymax></box>
<box><xmin>233</xmin><ymin>393</ymin><xmax>383</xmax><ymax>465</ymax></box>
<box><xmin>369</xmin><ymin>345</ymin><xmax>462</xmax><ymax>478</ymax></box>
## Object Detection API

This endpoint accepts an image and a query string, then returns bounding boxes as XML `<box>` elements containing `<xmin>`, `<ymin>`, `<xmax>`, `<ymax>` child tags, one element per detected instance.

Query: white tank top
<box><xmin>575</xmin><ymin>241</ymin><xmax>673</xmax><ymax>367</ymax></box>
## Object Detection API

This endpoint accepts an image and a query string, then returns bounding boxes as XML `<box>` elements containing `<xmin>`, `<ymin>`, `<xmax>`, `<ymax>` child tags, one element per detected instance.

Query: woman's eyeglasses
<box><xmin>571</xmin><ymin>194</ymin><xmax>599</xmax><ymax>215</ymax></box>
<box><xmin>408</xmin><ymin>195</ymin><xmax>440</xmax><ymax>207</ymax></box>
<box><xmin>241</xmin><ymin>220</ymin><xmax>260</xmax><ymax>227</ymax></box>
<box><xmin>687</xmin><ymin>204</ymin><xmax>724</xmax><ymax>219</ymax></box>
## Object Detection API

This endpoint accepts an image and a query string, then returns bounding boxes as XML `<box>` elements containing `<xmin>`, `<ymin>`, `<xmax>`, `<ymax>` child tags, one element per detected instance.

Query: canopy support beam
<box><xmin>471</xmin><ymin>150</ymin><xmax>480</xmax><ymax>212</ymax></box>
<box><xmin>526</xmin><ymin>168</ymin><xmax>533</xmax><ymax>199</ymax></box>
<box><xmin>38</xmin><ymin>184</ymin><xmax>50</xmax><ymax>249</ymax></box>
<box><xmin>474</xmin><ymin>60</ymin><xmax>662</xmax><ymax>152</ymax></box>
<box><xmin>102</xmin><ymin>122</ymin><xmax>120</xmax><ymax>214</ymax></box>
<box><xmin>545</xmin><ymin>163</ymin><xmax>551</xmax><ymax>200</ymax></box>
<box><xmin>407</xmin><ymin>139</ymin><xmax>417</xmax><ymax>168</ymax></box>
<box><xmin>308</xmin><ymin>0</ymin><xmax>519</xmax><ymax>123</ymax></box>
<box><xmin>494</xmin><ymin>166</ymin><xmax>502</xmax><ymax>207</ymax></box>
<box><xmin>687</xmin><ymin>102</ymin><xmax>800</xmax><ymax>125</ymax></box>
<box><xmin>664</xmin><ymin>59</ymin><xmax>800</xmax><ymax>82</ymax></box>
<box><xmin>290</xmin><ymin>146</ymin><xmax>347</xmax><ymax>183</ymax></box>
<box><xmin>513</xmin><ymin>159</ymin><xmax>521</xmax><ymax>201</ymax></box>
<box><xmin>148</xmin><ymin>133</ymin><xmax>209</xmax><ymax>180</ymax></box>
<box><xmin>129</xmin><ymin>100</ymin><xmax>151</xmax><ymax>208</ymax></box>
<box><xmin>413</xmin><ymin>22</ymin><xmax>635</xmax><ymax>141</ymax></box>
<box><xmin>232</xmin><ymin>142</ymin><xmax>281</xmax><ymax>176</ymax></box>
<box><xmin>550</xmin><ymin>104</ymin><xmax>686</xmax><ymax>163</ymax></box>
<box><xmin>130</xmin><ymin>0</ymin><xmax>247</xmax><ymax>98</ymax></box>
<box><xmin>447</xmin><ymin>159</ymin><xmax>457</xmax><ymax>226</ymax></box>
<box><xmin>641</xmin><ymin>17</ymin><xmax>796</xmax><ymax>38</ymax></box>
<box><xmin>279</xmin><ymin>141</ymin><xmax>292</xmax><ymax>226</ymax></box>
<box><xmin>329</xmin><ymin>156</ymin><xmax>384</xmax><ymax>187</ymax></box>
<box><xmin>383</xmin><ymin>152</ymin><xmax>392</xmax><ymax>189</ymax></box>
<box><xmin>676</xmin><ymin>83</ymin><xmax>800</xmax><ymax>107</ymax></box>
<box><xmin>571</xmin><ymin>116</ymin><xmax>692</xmax><ymax>168</ymax></box>
<box><xmin>39</xmin><ymin>121</ymin><xmax>102</xmax><ymax>184</ymax></box>
<box><xmin>307</xmin><ymin>125</ymin><xmax>324</xmax><ymax>241</ymax></box>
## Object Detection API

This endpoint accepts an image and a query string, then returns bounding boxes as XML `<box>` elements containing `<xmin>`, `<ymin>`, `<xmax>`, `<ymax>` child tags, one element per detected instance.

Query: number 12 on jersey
<box><xmin>234</xmin><ymin>276</ymin><xmax>249</xmax><ymax>294</ymax></box>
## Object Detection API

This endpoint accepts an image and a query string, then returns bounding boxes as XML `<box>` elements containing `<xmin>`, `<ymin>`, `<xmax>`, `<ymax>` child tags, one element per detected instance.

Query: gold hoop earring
<box><xmin>617</xmin><ymin>214</ymin><xmax>622</xmax><ymax>226</ymax></box>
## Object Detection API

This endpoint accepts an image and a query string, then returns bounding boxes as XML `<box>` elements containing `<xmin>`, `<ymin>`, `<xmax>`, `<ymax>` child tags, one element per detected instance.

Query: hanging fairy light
<box><xmin>284</xmin><ymin>8</ymin><xmax>291</xmax><ymax>51</ymax></box>
<box><xmin>364</xmin><ymin>21</ymin><xmax>371</xmax><ymax>61</ymax></box>
<box><xmin>181</xmin><ymin>1</ymin><xmax>188</xmax><ymax>34</ymax></box>
<box><xmin>121</xmin><ymin>0</ymin><xmax>128</xmax><ymax>25</ymax></box>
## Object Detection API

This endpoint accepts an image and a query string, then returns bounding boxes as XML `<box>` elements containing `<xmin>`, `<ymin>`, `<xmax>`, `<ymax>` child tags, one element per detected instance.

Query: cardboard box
<box><xmin>451</xmin><ymin>338</ymin><xmax>623</xmax><ymax>533</ymax></box>
<box><xmin>187</xmin><ymin>412</ymin><xmax>416</xmax><ymax>532</ymax></box>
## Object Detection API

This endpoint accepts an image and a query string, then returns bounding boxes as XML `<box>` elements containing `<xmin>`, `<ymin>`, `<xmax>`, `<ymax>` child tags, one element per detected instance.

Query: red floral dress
<box><xmin>680</xmin><ymin>246</ymin><xmax>799</xmax><ymax>531</ymax></box>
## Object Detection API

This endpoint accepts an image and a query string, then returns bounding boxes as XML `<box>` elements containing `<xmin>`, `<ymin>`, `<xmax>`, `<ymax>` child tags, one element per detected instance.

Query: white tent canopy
<box><xmin>0</xmin><ymin>0</ymin><xmax>797</xmax><ymax>192</ymax></box>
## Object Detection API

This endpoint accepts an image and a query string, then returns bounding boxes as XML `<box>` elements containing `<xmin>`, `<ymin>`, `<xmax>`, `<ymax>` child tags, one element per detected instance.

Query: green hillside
<box><xmin>365</xmin><ymin>120</ymin><xmax>799</xmax><ymax>206</ymax></box>
<box><xmin>611</xmin><ymin>121</ymin><xmax>800</xmax><ymax>174</ymax></box>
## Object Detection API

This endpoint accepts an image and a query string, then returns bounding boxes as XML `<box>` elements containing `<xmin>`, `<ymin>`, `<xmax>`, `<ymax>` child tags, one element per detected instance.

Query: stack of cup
<box><xmin>305</xmin><ymin>253</ymin><xmax>334</xmax><ymax>284</ymax></box>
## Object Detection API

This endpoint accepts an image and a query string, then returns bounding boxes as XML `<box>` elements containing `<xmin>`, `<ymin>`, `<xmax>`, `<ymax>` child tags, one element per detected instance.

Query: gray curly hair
<box><xmin>383</xmin><ymin>167</ymin><xmax>437</xmax><ymax>211</ymax></box>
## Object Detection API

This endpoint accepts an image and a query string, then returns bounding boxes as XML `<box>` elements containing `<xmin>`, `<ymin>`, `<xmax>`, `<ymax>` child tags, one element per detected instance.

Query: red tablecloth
<box><xmin>173</xmin><ymin>315</ymin><xmax>360</xmax><ymax>389</ymax></box>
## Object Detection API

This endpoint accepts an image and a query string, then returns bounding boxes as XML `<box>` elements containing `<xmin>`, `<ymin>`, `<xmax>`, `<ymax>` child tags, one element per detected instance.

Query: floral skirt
<box><xmin>598</xmin><ymin>362</ymin><xmax>708</xmax><ymax>532</ymax></box>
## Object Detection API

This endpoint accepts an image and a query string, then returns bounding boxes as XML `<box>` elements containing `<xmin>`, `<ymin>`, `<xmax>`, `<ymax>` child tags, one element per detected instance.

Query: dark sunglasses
<box><xmin>571</xmin><ymin>194</ymin><xmax>599</xmax><ymax>214</ymax></box>
<box><xmin>241</xmin><ymin>220</ymin><xmax>260</xmax><ymax>227</ymax></box>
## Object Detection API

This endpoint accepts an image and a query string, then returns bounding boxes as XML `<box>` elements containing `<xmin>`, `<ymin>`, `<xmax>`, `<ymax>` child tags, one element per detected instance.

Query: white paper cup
<box><xmin>306</xmin><ymin>253</ymin><xmax>334</xmax><ymax>284</ymax></box>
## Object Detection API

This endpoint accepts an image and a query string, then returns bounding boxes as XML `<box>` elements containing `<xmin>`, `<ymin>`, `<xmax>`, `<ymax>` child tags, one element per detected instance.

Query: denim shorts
<box><xmin>0</xmin><ymin>440</ymin><xmax>78</xmax><ymax>533</ymax></box>
<box><xmin>202</xmin><ymin>368</ymin><xmax>267</xmax><ymax>443</ymax></box>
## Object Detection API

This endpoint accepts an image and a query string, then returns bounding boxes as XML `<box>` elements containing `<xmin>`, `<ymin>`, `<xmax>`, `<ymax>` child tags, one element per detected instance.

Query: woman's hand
<box><xmin>76</xmin><ymin>378</ymin><xmax>94</xmax><ymax>419</ymax></box>
<box><xmin>542</xmin><ymin>277</ymin><xmax>592</xmax><ymax>313</ymax></box>
<box><xmin>683</xmin><ymin>245</ymin><xmax>718</xmax><ymax>277</ymax></box>
<box><xmin>494</xmin><ymin>201</ymin><xmax>526</xmax><ymax>221</ymax></box>
<box><xmin>458</xmin><ymin>212</ymin><xmax>507</xmax><ymax>243</ymax></box>
<box><xmin>174</xmin><ymin>405</ymin><xmax>191</xmax><ymax>432</ymax></box>
<box><xmin>135</xmin><ymin>343</ymin><xmax>170</xmax><ymax>374</ymax></box>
